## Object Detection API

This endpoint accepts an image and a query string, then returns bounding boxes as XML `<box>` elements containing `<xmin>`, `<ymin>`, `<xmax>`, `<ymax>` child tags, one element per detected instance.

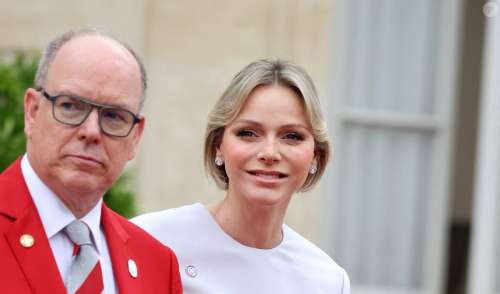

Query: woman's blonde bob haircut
<box><xmin>204</xmin><ymin>59</ymin><xmax>331</xmax><ymax>191</ymax></box>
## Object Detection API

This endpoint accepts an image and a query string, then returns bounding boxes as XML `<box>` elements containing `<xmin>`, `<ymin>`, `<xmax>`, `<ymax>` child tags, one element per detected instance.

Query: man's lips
<box><xmin>67</xmin><ymin>154</ymin><xmax>104</xmax><ymax>167</ymax></box>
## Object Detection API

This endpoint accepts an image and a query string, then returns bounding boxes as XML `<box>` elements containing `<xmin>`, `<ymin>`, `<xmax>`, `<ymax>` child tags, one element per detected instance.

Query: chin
<box><xmin>243</xmin><ymin>191</ymin><xmax>291</xmax><ymax>207</ymax></box>
<box><xmin>60</xmin><ymin>172</ymin><xmax>107</xmax><ymax>195</ymax></box>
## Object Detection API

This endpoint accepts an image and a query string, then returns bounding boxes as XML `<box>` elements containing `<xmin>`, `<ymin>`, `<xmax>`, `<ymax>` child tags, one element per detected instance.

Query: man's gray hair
<box><xmin>34</xmin><ymin>28</ymin><xmax>147</xmax><ymax>110</ymax></box>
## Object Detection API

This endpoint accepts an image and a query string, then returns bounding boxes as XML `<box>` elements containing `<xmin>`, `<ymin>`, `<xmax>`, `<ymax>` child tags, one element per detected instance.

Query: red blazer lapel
<box><xmin>0</xmin><ymin>159</ymin><xmax>66</xmax><ymax>294</ymax></box>
<box><xmin>101</xmin><ymin>205</ymin><xmax>142</xmax><ymax>294</ymax></box>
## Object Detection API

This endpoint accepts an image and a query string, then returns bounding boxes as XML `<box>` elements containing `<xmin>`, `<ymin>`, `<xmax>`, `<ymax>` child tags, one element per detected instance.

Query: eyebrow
<box><xmin>56</xmin><ymin>91</ymin><xmax>132</xmax><ymax>110</ymax></box>
<box><xmin>232</xmin><ymin>119</ymin><xmax>311</xmax><ymax>131</ymax></box>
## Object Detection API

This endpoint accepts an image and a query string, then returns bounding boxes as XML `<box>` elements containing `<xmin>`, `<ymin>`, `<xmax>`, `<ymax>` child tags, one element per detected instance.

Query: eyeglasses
<box><xmin>39</xmin><ymin>89</ymin><xmax>141</xmax><ymax>137</ymax></box>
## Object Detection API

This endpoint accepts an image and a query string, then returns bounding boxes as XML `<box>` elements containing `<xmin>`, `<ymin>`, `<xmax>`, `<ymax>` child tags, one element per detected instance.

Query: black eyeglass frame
<box><xmin>38</xmin><ymin>88</ymin><xmax>141</xmax><ymax>138</ymax></box>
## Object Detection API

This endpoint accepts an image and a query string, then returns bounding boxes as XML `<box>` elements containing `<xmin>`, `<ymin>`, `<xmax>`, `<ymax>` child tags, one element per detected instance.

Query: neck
<box><xmin>207</xmin><ymin>196</ymin><xmax>290</xmax><ymax>249</ymax></box>
<box><xmin>64</xmin><ymin>197</ymin><xmax>101</xmax><ymax>218</ymax></box>
<box><xmin>42</xmin><ymin>180</ymin><xmax>102</xmax><ymax>219</ymax></box>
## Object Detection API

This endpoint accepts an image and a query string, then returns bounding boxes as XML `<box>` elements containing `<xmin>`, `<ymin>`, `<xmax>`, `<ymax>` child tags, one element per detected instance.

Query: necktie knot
<box><xmin>65</xmin><ymin>220</ymin><xmax>93</xmax><ymax>246</ymax></box>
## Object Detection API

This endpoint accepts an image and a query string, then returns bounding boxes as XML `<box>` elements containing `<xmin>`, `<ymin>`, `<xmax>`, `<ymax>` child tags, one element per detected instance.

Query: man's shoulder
<box><xmin>104</xmin><ymin>208</ymin><xmax>179</xmax><ymax>269</ymax></box>
<box><xmin>0</xmin><ymin>159</ymin><xmax>31</xmax><ymax>222</ymax></box>
<box><xmin>106</xmin><ymin>208</ymin><xmax>173</xmax><ymax>249</ymax></box>
<box><xmin>0</xmin><ymin>158</ymin><xmax>24</xmax><ymax>187</ymax></box>
<box><xmin>103</xmin><ymin>207</ymin><xmax>182</xmax><ymax>293</ymax></box>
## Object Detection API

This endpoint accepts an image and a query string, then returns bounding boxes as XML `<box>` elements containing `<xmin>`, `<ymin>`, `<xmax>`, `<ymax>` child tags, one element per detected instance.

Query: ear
<box><xmin>313</xmin><ymin>145</ymin><xmax>322</xmax><ymax>165</ymax></box>
<box><xmin>310</xmin><ymin>157</ymin><xmax>318</xmax><ymax>169</ymax></box>
<box><xmin>128</xmin><ymin>116</ymin><xmax>146</xmax><ymax>160</ymax></box>
<box><xmin>24</xmin><ymin>88</ymin><xmax>41</xmax><ymax>139</ymax></box>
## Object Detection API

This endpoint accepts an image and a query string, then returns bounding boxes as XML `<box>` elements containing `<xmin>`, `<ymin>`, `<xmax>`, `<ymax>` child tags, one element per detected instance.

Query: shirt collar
<box><xmin>21</xmin><ymin>155</ymin><xmax>104</xmax><ymax>254</ymax></box>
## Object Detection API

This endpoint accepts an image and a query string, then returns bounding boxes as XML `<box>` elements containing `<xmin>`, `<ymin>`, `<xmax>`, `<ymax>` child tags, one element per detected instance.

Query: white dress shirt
<box><xmin>21</xmin><ymin>155</ymin><xmax>117</xmax><ymax>293</ymax></box>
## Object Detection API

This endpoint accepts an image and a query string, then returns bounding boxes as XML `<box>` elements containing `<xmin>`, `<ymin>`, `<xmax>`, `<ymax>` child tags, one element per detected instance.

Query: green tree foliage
<box><xmin>0</xmin><ymin>53</ymin><xmax>34</xmax><ymax>169</ymax></box>
<box><xmin>0</xmin><ymin>53</ymin><xmax>138</xmax><ymax>218</ymax></box>
<box><xmin>104</xmin><ymin>171</ymin><xmax>138</xmax><ymax>218</ymax></box>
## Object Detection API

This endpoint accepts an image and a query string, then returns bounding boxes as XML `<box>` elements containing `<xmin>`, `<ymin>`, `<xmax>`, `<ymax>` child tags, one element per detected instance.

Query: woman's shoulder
<box><xmin>131</xmin><ymin>202</ymin><xmax>205</xmax><ymax>238</ymax></box>
<box><xmin>282</xmin><ymin>225</ymin><xmax>347</xmax><ymax>275</ymax></box>
<box><xmin>275</xmin><ymin>225</ymin><xmax>351</xmax><ymax>293</ymax></box>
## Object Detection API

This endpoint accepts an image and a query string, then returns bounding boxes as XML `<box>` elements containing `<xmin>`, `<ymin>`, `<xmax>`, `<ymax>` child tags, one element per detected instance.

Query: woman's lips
<box><xmin>247</xmin><ymin>170</ymin><xmax>287</xmax><ymax>183</ymax></box>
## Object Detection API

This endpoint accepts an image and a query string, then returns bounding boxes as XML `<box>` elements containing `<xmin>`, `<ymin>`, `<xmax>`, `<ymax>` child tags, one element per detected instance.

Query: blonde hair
<box><xmin>204</xmin><ymin>59</ymin><xmax>331</xmax><ymax>191</ymax></box>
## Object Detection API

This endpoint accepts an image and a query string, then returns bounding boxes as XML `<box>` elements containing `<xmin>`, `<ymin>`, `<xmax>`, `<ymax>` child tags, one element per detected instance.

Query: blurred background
<box><xmin>1</xmin><ymin>0</ymin><xmax>499</xmax><ymax>293</ymax></box>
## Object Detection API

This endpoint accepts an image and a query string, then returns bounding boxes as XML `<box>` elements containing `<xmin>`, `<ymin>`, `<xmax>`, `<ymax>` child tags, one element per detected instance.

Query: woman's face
<box><xmin>218</xmin><ymin>84</ymin><xmax>316</xmax><ymax>208</ymax></box>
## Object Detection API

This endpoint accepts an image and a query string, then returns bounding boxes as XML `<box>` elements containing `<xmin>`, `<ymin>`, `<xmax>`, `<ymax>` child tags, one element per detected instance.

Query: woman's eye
<box><xmin>236</xmin><ymin>130</ymin><xmax>257</xmax><ymax>137</ymax></box>
<box><xmin>283</xmin><ymin>132</ymin><xmax>304</xmax><ymax>141</ymax></box>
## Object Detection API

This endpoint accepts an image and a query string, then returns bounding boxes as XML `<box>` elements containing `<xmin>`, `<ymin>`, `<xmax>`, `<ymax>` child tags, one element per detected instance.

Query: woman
<box><xmin>133</xmin><ymin>59</ymin><xmax>350</xmax><ymax>293</ymax></box>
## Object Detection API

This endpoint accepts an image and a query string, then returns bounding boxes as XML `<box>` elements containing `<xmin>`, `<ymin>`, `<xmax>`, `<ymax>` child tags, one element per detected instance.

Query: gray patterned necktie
<box><xmin>64</xmin><ymin>220</ymin><xmax>104</xmax><ymax>294</ymax></box>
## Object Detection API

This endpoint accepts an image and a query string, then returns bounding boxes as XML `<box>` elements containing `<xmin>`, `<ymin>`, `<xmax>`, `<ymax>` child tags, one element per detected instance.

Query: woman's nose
<box><xmin>257</xmin><ymin>140</ymin><xmax>281</xmax><ymax>164</ymax></box>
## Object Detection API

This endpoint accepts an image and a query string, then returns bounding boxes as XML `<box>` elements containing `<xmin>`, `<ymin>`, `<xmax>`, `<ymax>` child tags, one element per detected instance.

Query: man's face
<box><xmin>24</xmin><ymin>35</ymin><xmax>144</xmax><ymax>215</ymax></box>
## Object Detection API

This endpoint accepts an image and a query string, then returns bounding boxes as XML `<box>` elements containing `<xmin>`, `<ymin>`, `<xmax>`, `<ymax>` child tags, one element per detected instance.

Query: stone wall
<box><xmin>0</xmin><ymin>0</ymin><xmax>336</xmax><ymax>244</ymax></box>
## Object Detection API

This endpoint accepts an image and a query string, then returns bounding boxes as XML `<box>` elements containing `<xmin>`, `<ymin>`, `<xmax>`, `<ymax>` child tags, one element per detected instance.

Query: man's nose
<box><xmin>77</xmin><ymin>108</ymin><xmax>102</xmax><ymax>143</ymax></box>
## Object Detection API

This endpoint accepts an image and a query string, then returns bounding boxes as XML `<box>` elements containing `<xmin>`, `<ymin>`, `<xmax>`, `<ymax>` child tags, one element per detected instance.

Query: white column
<box><xmin>467</xmin><ymin>2</ymin><xmax>500</xmax><ymax>293</ymax></box>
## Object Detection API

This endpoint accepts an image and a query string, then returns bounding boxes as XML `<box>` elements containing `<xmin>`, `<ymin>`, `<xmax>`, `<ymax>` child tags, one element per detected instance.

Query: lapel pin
<box><xmin>185</xmin><ymin>265</ymin><xmax>198</xmax><ymax>278</ymax></box>
<box><xmin>128</xmin><ymin>259</ymin><xmax>138</xmax><ymax>278</ymax></box>
<box><xmin>19</xmin><ymin>234</ymin><xmax>35</xmax><ymax>248</ymax></box>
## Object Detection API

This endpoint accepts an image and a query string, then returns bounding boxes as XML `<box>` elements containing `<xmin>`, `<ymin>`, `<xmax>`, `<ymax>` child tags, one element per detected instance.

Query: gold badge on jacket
<box><xmin>19</xmin><ymin>234</ymin><xmax>35</xmax><ymax>248</ymax></box>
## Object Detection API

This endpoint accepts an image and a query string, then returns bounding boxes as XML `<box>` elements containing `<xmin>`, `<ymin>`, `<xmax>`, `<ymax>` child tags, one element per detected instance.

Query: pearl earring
<box><xmin>309</xmin><ymin>164</ymin><xmax>317</xmax><ymax>174</ymax></box>
<box><xmin>215</xmin><ymin>156</ymin><xmax>224</xmax><ymax>166</ymax></box>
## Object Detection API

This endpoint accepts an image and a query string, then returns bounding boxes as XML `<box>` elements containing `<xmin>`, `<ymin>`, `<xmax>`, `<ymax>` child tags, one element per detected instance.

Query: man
<box><xmin>0</xmin><ymin>29</ymin><xmax>182</xmax><ymax>293</ymax></box>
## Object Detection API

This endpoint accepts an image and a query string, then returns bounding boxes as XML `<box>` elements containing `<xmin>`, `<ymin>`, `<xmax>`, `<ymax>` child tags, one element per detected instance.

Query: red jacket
<box><xmin>0</xmin><ymin>159</ymin><xmax>182</xmax><ymax>294</ymax></box>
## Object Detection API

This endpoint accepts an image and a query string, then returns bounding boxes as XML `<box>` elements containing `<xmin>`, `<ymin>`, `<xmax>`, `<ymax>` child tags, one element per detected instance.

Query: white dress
<box><xmin>132</xmin><ymin>203</ymin><xmax>350</xmax><ymax>294</ymax></box>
